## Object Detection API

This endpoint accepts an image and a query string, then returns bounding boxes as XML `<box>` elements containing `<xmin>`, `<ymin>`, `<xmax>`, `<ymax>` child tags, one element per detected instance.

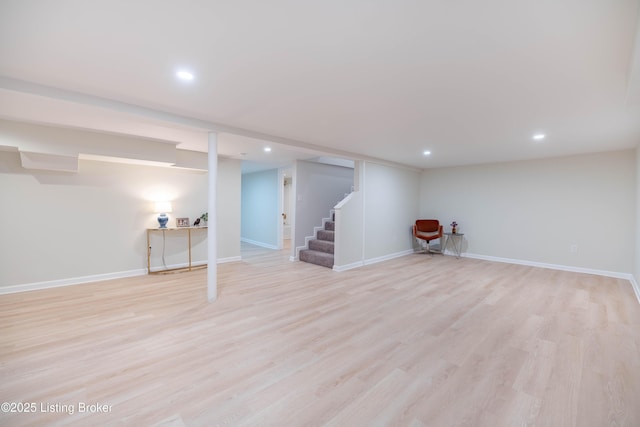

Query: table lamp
<box><xmin>155</xmin><ymin>201</ymin><xmax>172</xmax><ymax>228</ymax></box>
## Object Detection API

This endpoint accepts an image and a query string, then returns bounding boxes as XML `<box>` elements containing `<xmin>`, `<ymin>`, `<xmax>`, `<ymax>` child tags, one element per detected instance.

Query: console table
<box><xmin>147</xmin><ymin>226</ymin><xmax>207</xmax><ymax>274</ymax></box>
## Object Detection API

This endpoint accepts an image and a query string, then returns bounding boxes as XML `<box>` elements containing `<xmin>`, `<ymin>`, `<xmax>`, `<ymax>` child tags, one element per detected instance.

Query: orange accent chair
<box><xmin>413</xmin><ymin>219</ymin><xmax>443</xmax><ymax>254</ymax></box>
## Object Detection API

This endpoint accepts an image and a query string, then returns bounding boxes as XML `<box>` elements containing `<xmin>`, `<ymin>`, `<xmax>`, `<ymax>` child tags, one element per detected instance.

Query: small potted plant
<box><xmin>450</xmin><ymin>221</ymin><xmax>458</xmax><ymax>234</ymax></box>
<box><xmin>200</xmin><ymin>212</ymin><xmax>208</xmax><ymax>226</ymax></box>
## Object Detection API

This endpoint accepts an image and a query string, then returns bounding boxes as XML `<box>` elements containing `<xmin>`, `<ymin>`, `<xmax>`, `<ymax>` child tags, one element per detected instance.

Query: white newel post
<box><xmin>207</xmin><ymin>132</ymin><xmax>218</xmax><ymax>301</ymax></box>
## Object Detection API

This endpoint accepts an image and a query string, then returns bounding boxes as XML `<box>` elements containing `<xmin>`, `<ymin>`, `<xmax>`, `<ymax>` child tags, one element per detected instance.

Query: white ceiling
<box><xmin>1</xmin><ymin>0</ymin><xmax>639</xmax><ymax>170</ymax></box>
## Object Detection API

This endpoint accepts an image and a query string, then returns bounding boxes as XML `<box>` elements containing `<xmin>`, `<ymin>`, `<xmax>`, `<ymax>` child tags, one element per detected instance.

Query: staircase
<box><xmin>299</xmin><ymin>218</ymin><xmax>335</xmax><ymax>268</ymax></box>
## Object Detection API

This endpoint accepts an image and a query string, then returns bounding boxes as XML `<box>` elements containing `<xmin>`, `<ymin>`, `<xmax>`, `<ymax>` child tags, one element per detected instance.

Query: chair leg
<box><xmin>415</xmin><ymin>238</ymin><xmax>428</xmax><ymax>254</ymax></box>
<box><xmin>416</xmin><ymin>238</ymin><xmax>441</xmax><ymax>255</ymax></box>
<box><xmin>427</xmin><ymin>241</ymin><xmax>436</xmax><ymax>257</ymax></box>
<box><xmin>427</xmin><ymin>239</ymin><xmax>443</xmax><ymax>255</ymax></box>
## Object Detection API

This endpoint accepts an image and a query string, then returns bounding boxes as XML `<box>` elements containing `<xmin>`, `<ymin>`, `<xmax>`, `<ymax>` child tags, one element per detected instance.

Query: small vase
<box><xmin>157</xmin><ymin>213</ymin><xmax>169</xmax><ymax>229</ymax></box>
<box><xmin>452</xmin><ymin>227</ymin><xmax>457</xmax><ymax>234</ymax></box>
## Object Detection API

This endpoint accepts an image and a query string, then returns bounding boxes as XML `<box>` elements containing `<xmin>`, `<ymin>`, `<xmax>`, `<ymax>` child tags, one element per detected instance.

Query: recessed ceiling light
<box><xmin>264</xmin><ymin>147</ymin><xmax>272</xmax><ymax>152</ymax></box>
<box><xmin>533</xmin><ymin>134</ymin><xmax>546</xmax><ymax>141</ymax></box>
<box><xmin>176</xmin><ymin>70</ymin><xmax>194</xmax><ymax>81</ymax></box>
<box><xmin>423</xmin><ymin>150</ymin><xmax>431</xmax><ymax>156</ymax></box>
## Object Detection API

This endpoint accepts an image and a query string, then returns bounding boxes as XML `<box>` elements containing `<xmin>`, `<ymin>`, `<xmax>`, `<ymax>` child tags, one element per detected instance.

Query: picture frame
<box><xmin>176</xmin><ymin>217</ymin><xmax>190</xmax><ymax>227</ymax></box>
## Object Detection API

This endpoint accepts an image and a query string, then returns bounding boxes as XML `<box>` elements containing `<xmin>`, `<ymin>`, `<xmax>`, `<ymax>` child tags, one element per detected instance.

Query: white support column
<box><xmin>207</xmin><ymin>132</ymin><xmax>218</xmax><ymax>301</ymax></box>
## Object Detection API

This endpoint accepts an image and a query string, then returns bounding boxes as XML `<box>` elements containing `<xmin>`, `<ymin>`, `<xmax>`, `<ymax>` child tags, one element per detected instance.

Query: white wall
<box><xmin>363</xmin><ymin>161</ymin><xmax>420</xmax><ymax>261</ymax></box>
<box><xmin>334</xmin><ymin>191</ymin><xmax>364</xmax><ymax>269</ymax></box>
<box><xmin>635</xmin><ymin>145</ymin><xmax>640</xmax><ymax>287</ymax></box>
<box><xmin>293</xmin><ymin>160</ymin><xmax>354</xmax><ymax>251</ymax></box>
<box><xmin>0</xmin><ymin>120</ymin><xmax>242</xmax><ymax>290</ymax></box>
<box><xmin>0</xmin><ymin>152</ymin><xmax>243</xmax><ymax>288</ymax></box>
<box><xmin>217</xmin><ymin>157</ymin><xmax>242</xmax><ymax>261</ymax></box>
<box><xmin>241</xmin><ymin>169</ymin><xmax>279</xmax><ymax>248</ymax></box>
<box><xmin>420</xmin><ymin>150</ymin><xmax>636</xmax><ymax>274</ymax></box>
<box><xmin>333</xmin><ymin>160</ymin><xmax>364</xmax><ymax>269</ymax></box>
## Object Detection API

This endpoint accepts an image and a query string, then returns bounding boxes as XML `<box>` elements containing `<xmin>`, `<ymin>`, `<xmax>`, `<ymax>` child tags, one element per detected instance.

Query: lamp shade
<box><xmin>154</xmin><ymin>201</ymin><xmax>172</xmax><ymax>213</ymax></box>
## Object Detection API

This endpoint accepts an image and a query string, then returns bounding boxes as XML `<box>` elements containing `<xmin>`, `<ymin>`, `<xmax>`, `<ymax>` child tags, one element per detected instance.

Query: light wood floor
<box><xmin>1</xmin><ymin>245</ymin><xmax>639</xmax><ymax>426</ymax></box>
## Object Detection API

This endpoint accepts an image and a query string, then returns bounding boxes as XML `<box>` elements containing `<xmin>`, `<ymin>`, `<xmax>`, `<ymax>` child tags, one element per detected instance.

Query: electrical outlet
<box><xmin>570</xmin><ymin>244</ymin><xmax>578</xmax><ymax>253</ymax></box>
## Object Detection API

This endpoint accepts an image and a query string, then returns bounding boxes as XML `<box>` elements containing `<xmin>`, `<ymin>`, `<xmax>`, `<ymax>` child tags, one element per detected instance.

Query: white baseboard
<box><xmin>333</xmin><ymin>261</ymin><xmax>365</xmax><ymax>272</ymax></box>
<box><xmin>332</xmin><ymin>249</ymin><xmax>415</xmax><ymax>271</ymax></box>
<box><xmin>334</xmin><ymin>249</ymin><xmax>419</xmax><ymax>272</ymax></box>
<box><xmin>631</xmin><ymin>275</ymin><xmax>640</xmax><ymax>304</ymax></box>
<box><xmin>6</xmin><ymin>250</ymin><xmax>637</xmax><ymax>306</ymax></box>
<box><xmin>464</xmin><ymin>252</ymin><xmax>639</xmax><ymax>303</ymax></box>
<box><xmin>0</xmin><ymin>268</ymin><xmax>147</xmax><ymax>295</ymax></box>
<box><xmin>1</xmin><ymin>257</ymin><xmax>243</xmax><ymax>295</ymax></box>
<box><xmin>149</xmin><ymin>260</ymin><xmax>207</xmax><ymax>273</ymax></box>
<box><xmin>289</xmin><ymin>255</ymin><xmax>299</xmax><ymax>262</ymax></box>
<box><xmin>464</xmin><ymin>252</ymin><xmax>631</xmax><ymax>280</ymax></box>
<box><xmin>240</xmin><ymin>237</ymin><xmax>279</xmax><ymax>250</ymax></box>
<box><xmin>364</xmin><ymin>249</ymin><xmax>415</xmax><ymax>266</ymax></box>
